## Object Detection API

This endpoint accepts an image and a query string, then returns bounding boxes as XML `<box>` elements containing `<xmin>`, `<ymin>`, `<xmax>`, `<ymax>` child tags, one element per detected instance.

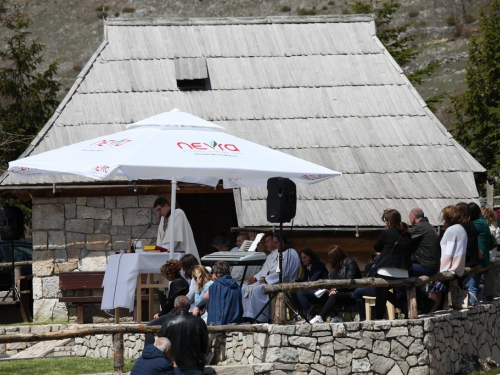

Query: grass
<box><xmin>0</xmin><ymin>357</ymin><xmax>134</xmax><ymax>375</ymax></box>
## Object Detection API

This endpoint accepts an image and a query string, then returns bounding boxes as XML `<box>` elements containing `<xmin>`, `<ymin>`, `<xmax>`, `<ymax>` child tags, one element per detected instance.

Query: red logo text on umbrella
<box><xmin>176</xmin><ymin>141</ymin><xmax>240</xmax><ymax>152</ymax></box>
<box><xmin>92</xmin><ymin>165</ymin><xmax>110</xmax><ymax>174</ymax></box>
<box><xmin>89</xmin><ymin>139</ymin><xmax>132</xmax><ymax>147</ymax></box>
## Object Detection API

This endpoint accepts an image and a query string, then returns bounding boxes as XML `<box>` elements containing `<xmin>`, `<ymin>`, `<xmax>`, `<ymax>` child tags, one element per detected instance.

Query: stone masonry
<box><xmin>31</xmin><ymin>195</ymin><xmax>160</xmax><ymax>322</ymax></box>
<box><xmin>3</xmin><ymin>301</ymin><xmax>500</xmax><ymax>374</ymax></box>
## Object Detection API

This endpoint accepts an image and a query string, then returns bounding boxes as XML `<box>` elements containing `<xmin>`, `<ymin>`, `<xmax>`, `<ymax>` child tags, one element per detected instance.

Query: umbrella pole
<box><xmin>169</xmin><ymin>177</ymin><xmax>177</xmax><ymax>258</ymax></box>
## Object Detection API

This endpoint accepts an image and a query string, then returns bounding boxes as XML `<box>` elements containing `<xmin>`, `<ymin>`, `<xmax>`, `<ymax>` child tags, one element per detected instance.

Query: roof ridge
<box><xmin>104</xmin><ymin>14</ymin><xmax>374</xmax><ymax>27</ymax></box>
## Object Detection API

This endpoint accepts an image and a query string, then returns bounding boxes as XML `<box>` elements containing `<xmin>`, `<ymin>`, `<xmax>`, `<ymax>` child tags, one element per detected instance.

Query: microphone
<box><xmin>131</xmin><ymin>223</ymin><xmax>152</xmax><ymax>252</ymax></box>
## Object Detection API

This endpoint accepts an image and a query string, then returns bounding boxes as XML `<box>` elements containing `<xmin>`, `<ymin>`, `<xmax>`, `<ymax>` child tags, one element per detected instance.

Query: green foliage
<box><xmin>298</xmin><ymin>8</ymin><xmax>316</xmax><ymax>15</ymax></box>
<box><xmin>349</xmin><ymin>0</ymin><xmax>440</xmax><ymax>103</ymax></box>
<box><xmin>466</xmin><ymin>13</ymin><xmax>476</xmax><ymax>24</ymax></box>
<box><xmin>0</xmin><ymin>356</ymin><xmax>134</xmax><ymax>375</ymax></box>
<box><xmin>281</xmin><ymin>5</ymin><xmax>291</xmax><ymax>12</ymax></box>
<box><xmin>452</xmin><ymin>0</ymin><xmax>500</xmax><ymax>176</ymax></box>
<box><xmin>322</xmin><ymin>6</ymin><xmax>328</xmax><ymax>10</ymax></box>
<box><xmin>122</xmin><ymin>7</ymin><xmax>136</xmax><ymax>13</ymax></box>
<box><xmin>0</xmin><ymin>13</ymin><xmax>60</xmax><ymax>173</ymax></box>
<box><xmin>446</xmin><ymin>15</ymin><xmax>457</xmax><ymax>26</ymax></box>
<box><xmin>328</xmin><ymin>1</ymin><xmax>335</xmax><ymax>5</ymax></box>
<box><xmin>94</xmin><ymin>5</ymin><xmax>109</xmax><ymax>11</ymax></box>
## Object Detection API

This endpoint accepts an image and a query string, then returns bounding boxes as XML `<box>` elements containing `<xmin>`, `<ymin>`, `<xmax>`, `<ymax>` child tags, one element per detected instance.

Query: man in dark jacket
<box><xmin>205</xmin><ymin>261</ymin><xmax>243</xmax><ymax>326</ymax></box>
<box><xmin>159</xmin><ymin>296</ymin><xmax>208</xmax><ymax>375</ymax></box>
<box><xmin>409</xmin><ymin>208</ymin><xmax>440</xmax><ymax>313</ymax></box>
<box><xmin>131</xmin><ymin>337</ymin><xmax>174</xmax><ymax>375</ymax></box>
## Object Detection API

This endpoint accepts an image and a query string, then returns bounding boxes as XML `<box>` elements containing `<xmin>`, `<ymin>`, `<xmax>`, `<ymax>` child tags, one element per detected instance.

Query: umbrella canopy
<box><xmin>8</xmin><ymin>109</ymin><xmax>342</xmax><ymax>255</ymax></box>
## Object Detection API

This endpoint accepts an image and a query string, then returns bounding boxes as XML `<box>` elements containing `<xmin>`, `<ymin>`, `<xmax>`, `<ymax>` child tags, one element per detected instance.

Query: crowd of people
<box><xmin>133</xmin><ymin>198</ymin><xmax>499</xmax><ymax>375</ymax></box>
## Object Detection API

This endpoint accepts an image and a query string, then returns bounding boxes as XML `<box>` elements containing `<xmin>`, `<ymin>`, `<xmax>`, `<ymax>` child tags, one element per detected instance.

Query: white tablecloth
<box><xmin>101</xmin><ymin>253</ymin><xmax>181</xmax><ymax>312</ymax></box>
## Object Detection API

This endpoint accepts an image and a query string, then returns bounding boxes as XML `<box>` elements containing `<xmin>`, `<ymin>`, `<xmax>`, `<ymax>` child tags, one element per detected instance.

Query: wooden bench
<box><xmin>59</xmin><ymin>271</ymin><xmax>105</xmax><ymax>324</ymax></box>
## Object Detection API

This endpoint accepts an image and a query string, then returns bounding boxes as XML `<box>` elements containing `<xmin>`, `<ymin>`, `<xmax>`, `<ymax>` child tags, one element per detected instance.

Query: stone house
<box><xmin>0</xmin><ymin>15</ymin><xmax>484</xmax><ymax>321</ymax></box>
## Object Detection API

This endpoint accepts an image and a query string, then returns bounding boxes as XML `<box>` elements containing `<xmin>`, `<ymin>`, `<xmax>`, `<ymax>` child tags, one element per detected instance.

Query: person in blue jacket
<box><xmin>131</xmin><ymin>337</ymin><xmax>174</xmax><ymax>375</ymax></box>
<box><xmin>204</xmin><ymin>261</ymin><xmax>243</xmax><ymax>326</ymax></box>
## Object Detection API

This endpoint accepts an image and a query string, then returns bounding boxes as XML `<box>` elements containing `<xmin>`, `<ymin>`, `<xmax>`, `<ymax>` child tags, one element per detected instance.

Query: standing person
<box><xmin>309</xmin><ymin>246</ymin><xmax>362</xmax><ymax>323</ymax></box>
<box><xmin>371</xmin><ymin>209</ymin><xmax>412</xmax><ymax>320</ymax></box>
<box><xmin>159</xmin><ymin>296</ymin><xmax>208</xmax><ymax>375</ymax></box>
<box><xmin>131</xmin><ymin>337</ymin><xmax>174</xmax><ymax>375</ymax></box>
<box><xmin>145</xmin><ymin>260</ymin><xmax>189</xmax><ymax>346</ymax></box>
<box><xmin>408</xmin><ymin>208</ymin><xmax>440</xmax><ymax>313</ymax></box>
<box><xmin>464</xmin><ymin>202</ymin><xmax>496</xmax><ymax>305</ymax></box>
<box><xmin>154</xmin><ymin>197</ymin><xmax>199</xmax><ymax>261</ymax></box>
<box><xmin>290</xmin><ymin>248</ymin><xmax>328</xmax><ymax>320</ymax></box>
<box><xmin>191</xmin><ymin>265</ymin><xmax>213</xmax><ymax>321</ymax></box>
<box><xmin>481</xmin><ymin>206</ymin><xmax>500</xmax><ymax>258</ymax></box>
<box><xmin>241</xmin><ymin>233</ymin><xmax>300</xmax><ymax>322</ymax></box>
<box><xmin>430</xmin><ymin>205</ymin><xmax>468</xmax><ymax>310</ymax></box>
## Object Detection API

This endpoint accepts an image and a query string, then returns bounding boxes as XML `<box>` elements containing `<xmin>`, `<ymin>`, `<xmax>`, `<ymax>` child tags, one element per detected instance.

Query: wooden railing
<box><xmin>262</xmin><ymin>262</ymin><xmax>500</xmax><ymax>321</ymax></box>
<box><xmin>0</xmin><ymin>324</ymin><xmax>268</xmax><ymax>372</ymax></box>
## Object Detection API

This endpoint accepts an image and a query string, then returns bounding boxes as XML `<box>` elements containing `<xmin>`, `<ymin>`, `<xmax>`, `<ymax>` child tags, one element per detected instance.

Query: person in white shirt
<box><xmin>241</xmin><ymin>233</ymin><xmax>300</xmax><ymax>322</ymax></box>
<box><xmin>154</xmin><ymin>197</ymin><xmax>199</xmax><ymax>262</ymax></box>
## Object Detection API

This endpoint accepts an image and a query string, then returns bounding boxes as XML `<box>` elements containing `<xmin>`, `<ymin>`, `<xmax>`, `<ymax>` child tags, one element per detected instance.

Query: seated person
<box><xmin>131</xmin><ymin>337</ymin><xmax>174</xmax><ymax>375</ymax></box>
<box><xmin>241</xmin><ymin>233</ymin><xmax>300</xmax><ymax>323</ymax></box>
<box><xmin>145</xmin><ymin>259</ymin><xmax>189</xmax><ymax>346</ymax></box>
<box><xmin>290</xmin><ymin>248</ymin><xmax>329</xmax><ymax>319</ymax></box>
<box><xmin>205</xmin><ymin>261</ymin><xmax>243</xmax><ymax>325</ymax></box>
<box><xmin>228</xmin><ymin>233</ymin><xmax>263</xmax><ymax>285</ymax></box>
<box><xmin>309</xmin><ymin>245</ymin><xmax>362</xmax><ymax>324</ymax></box>
<box><xmin>192</xmin><ymin>265</ymin><xmax>213</xmax><ymax>321</ymax></box>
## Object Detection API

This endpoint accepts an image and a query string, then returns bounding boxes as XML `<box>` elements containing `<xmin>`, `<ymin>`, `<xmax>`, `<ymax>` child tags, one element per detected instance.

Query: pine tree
<box><xmin>0</xmin><ymin>12</ymin><xmax>60</xmax><ymax>172</ymax></box>
<box><xmin>452</xmin><ymin>0</ymin><xmax>500</xmax><ymax>175</ymax></box>
<box><xmin>350</xmin><ymin>0</ymin><xmax>440</xmax><ymax>89</ymax></box>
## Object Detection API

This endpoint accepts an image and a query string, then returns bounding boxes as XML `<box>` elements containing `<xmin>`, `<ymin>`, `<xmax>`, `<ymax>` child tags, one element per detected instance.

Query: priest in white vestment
<box><xmin>241</xmin><ymin>234</ymin><xmax>300</xmax><ymax>322</ymax></box>
<box><xmin>154</xmin><ymin>197</ymin><xmax>199</xmax><ymax>262</ymax></box>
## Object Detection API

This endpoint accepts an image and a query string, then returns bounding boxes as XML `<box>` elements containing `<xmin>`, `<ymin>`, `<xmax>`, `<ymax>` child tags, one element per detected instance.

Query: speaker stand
<box><xmin>2</xmin><ymin>239</ymin><xmax>20</xmax><ymax>302</ymax></box>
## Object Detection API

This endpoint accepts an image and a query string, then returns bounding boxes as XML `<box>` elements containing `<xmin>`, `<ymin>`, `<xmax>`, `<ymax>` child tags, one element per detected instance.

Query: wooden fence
<box><xmin>262</xmin><ymin>262</ymin><xmax>500</xmax><ymax>322</ymax></box>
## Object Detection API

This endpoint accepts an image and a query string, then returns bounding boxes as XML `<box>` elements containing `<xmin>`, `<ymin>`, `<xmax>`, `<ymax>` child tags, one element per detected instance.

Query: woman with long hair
<box><xmin>290</xmin><ymin>248</ymin><xmax>328</xmax><ymax>320</ymax></box>
<box><xmin>179</xmin><ymin>253</ymin><xmax>200</xmax><ymax>311</ymax></box>
<box><xmin>481</xmin><ymin>206</ymin><xmax>500</xmax><ymax>244</ymax></box>
<box><xmin>371</xmin><ymin>209</ymin><xmax>412</xmax><ymax>320</ymax></box>
<box><xmin>145</xmin><ymin>259</ymin><xmax>189</xmax><ymax>346</ymax></box>
<box><xmin>192</xmin><ymin>265</ymin><xmax>213</xmax><ymax>320</ymax></box>
<box><xmin>464</xmin><ymin>202</ymin><xmax>496</xmax><ymax>305</ymax></box>
<box><xmin>309</xmin><ymin>245</ymin><xmax>361</xmax><ymax>323</ymax></box>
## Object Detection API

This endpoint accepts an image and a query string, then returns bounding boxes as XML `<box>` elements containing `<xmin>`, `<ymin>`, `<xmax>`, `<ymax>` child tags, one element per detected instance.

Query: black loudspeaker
<box><xmin>267</xmin><ymin>177</ymin><xmax>297</xmax><ymax>223</ymax></box>
<box><xmin>0</xmin><ymin>206</ymin><xmax>25</xmax><ymax>241</ymax></box>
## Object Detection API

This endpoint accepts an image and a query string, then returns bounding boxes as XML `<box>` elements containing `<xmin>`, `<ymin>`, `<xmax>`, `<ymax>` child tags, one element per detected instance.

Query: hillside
<box><xmin>22</xmin><ymin>0</ymin><xmax>488</xmax><ymax>129</ymax></box>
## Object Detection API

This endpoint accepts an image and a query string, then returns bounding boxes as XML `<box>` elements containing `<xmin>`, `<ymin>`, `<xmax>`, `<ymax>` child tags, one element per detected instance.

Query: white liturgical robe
<box><xmin>241</xmin><ymin>248</ymin><xmax>300</xmax><ymax>322</ymax></box>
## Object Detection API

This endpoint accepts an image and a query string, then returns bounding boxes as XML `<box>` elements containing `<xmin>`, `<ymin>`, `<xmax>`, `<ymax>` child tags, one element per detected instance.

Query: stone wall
<box><xmin>3</xmin><ymin>301</ymin><xmax>500</xmax><ymax>374</ymax></box>
<box><xmin>31</xmin><ymin>195</ymin><xmax>159</xmax><ymax>322</ymax></box>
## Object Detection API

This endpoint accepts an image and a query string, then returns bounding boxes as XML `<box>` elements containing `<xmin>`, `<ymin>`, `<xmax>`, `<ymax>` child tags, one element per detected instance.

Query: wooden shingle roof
<box><xmin>1</xmin><ymin>15</ymin><xmax>485</xmax><ymax>227</ymax></box>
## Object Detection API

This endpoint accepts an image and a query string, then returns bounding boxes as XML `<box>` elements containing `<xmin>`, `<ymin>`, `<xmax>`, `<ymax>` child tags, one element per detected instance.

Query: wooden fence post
<box><xmin>406</xmin><ymin>287</ymin><xmax>418</xmax><ymax>319</ymax></box>
<box><xmin>484</xmin><ymin>268</ymin><xmax>495</xmax><ymax>301</ymax></box>
<box><xmin>113</xmin><ymin>333</ymin><xmax>124</xmax><ymax>373</ymax></box>
<box><xmin>273</xmin><ymin>292</ymin><xmax>286</xmax><ymax>324</ymax></box>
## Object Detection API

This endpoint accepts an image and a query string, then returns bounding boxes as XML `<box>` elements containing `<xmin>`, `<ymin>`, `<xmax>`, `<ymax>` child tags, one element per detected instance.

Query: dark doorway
<box><xmin>177</xmin><ymin>192</ymin><xmax>238</xmax><ymax>258</ymax></box>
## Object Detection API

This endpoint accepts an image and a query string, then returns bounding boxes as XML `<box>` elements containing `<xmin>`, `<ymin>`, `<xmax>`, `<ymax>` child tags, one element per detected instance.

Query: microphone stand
<box><xmin>130</xmin><ymin>223</ymin><xmax>152</xmax><ymax>253</ymax></box>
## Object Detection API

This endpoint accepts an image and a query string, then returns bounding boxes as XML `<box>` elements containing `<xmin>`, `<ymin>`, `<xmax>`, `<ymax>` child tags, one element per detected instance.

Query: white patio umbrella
<box><xmin>9</xmin><ymin>109</ymin><xmax>342</xmax><ymax>256</ymax></box>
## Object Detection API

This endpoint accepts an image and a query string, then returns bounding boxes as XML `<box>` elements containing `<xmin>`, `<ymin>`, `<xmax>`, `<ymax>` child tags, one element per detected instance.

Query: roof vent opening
<box><xmin>175</xmin><ymin>57</ymin><xmax>210</xmax><ymax>91</ymax></box>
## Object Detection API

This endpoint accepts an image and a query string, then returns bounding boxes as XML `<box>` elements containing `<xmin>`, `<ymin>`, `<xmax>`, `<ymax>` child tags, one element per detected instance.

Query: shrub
<box><xmin>328</xmin><ymin>1</ymin><xmax>334</xmax><ymax>5</ymax></box>
<box><xmin>446</xmin><ymin>15</ymin><xmax>456</xmax><ymax>26</ymax></box>
<box><xmin>122</xmin><ymin>7</ymin><xmax>136</xmax><ymax>13</ymax></box>
<box><xmin>95</xmin><ymin>5</ymin><xmax>109</xmax><ymax>11</ymax></box>
<box><xmin>465</xmin><ymin>14</ymin><xmax>476</xmax><ymax>24</ymax></box>
<box><xmin>408</xmin><ymin>9</ymin><xmax>419</xmax><ymax>18</ymax></box>
<box><xmin>280</xmin><ymin>5</ymin><xmax>291</xmax><ymax>12</ymax></box>
<box><xmin>341</xmin><ymin>7</ymin><xmax>351</xmax><ymax>14</ymax></box>
<box><xmin>298</xmin><ymin>8</ymin><xmax>316</xmax><ymax>15</ymax></box>
<box><xmin>72</xmin><ymin>64</ymin><xmax>82</xmax><ymax>72</ymax></box>
<box><xmin>114</xmin><ymin>11</ymin><xmax>120</xmax><ymax>17</ymax></box>
<box><xmin>96</xmin><ymin>11</ymin><xmax>108</xmax><ymax>19</ymax></box>
<box><xmin>322</xmin><ymin>6</ymin><xmax>328</xmax><ymax>10</ymax></box>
